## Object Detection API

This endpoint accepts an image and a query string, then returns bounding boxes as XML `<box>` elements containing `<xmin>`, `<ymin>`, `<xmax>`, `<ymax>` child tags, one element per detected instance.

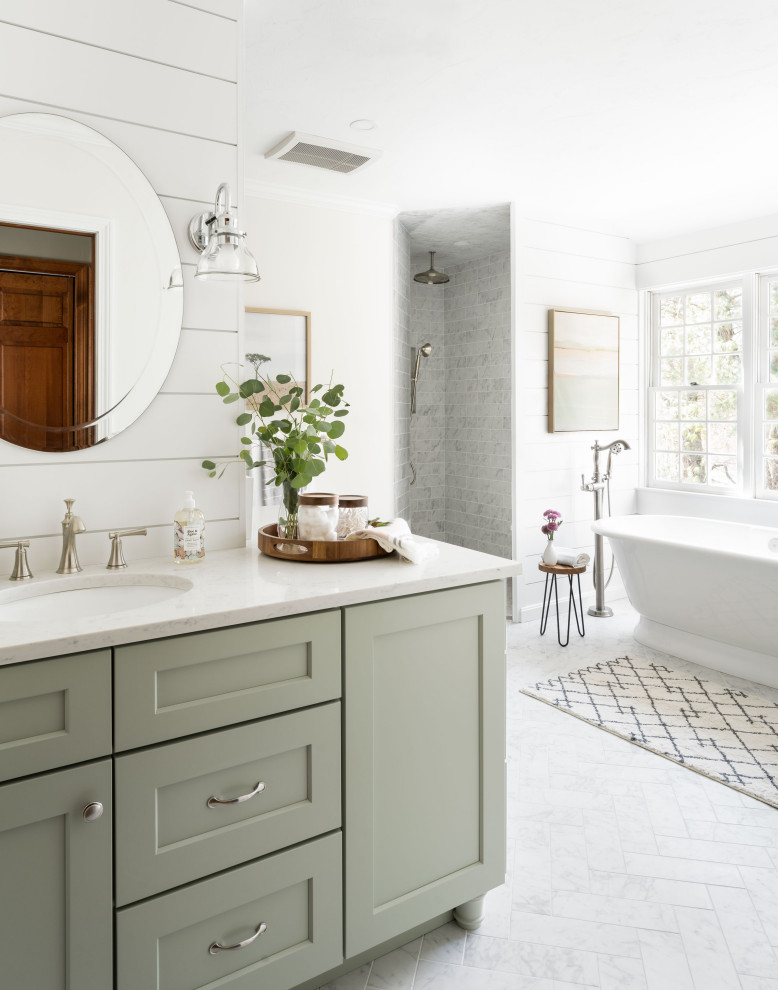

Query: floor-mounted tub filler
<box><xmin>592</xmin><ymin>513</ymin><xmax>778</xmax><ymax>688</ymax></box>
<box><xmin>581</xmin><ymin>438</ymin><xmax>631</xmax><ymax>617</ymax></box>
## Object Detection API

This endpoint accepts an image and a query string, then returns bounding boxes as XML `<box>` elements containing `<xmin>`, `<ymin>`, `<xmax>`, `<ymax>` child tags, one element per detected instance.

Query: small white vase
<box><xmin>542</xmin><ymin>540</ymin><xmax>557</xmax><ymax>565</ymax></box>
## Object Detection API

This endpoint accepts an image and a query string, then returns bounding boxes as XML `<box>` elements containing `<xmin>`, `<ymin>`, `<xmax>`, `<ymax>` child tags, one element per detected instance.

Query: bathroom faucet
<box><xmin>57</xmin><ymin>499</ymin><xmax>86</xmax><ymax>574</ymax></box>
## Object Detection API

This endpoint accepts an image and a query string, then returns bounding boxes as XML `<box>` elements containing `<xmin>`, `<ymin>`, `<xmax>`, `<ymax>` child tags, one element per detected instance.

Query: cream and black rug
<box><xmin>522</xmin><ymin>656</ymin><xmax>778</xmax><ymax>809</ymax></box>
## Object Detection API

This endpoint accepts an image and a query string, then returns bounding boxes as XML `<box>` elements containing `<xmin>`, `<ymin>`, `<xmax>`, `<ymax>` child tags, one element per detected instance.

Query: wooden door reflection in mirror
<box><xmin>0</xmin><ymin>225</ymin><xmax>95</xmax><ymax>451</ymax></box>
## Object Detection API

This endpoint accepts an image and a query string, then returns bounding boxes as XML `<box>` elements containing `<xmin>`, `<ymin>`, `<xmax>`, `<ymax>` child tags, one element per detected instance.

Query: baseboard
<box><xmin>517</xmin><ymin>579</ymin><xmax>628</xmax><ymax>623</ymax></box>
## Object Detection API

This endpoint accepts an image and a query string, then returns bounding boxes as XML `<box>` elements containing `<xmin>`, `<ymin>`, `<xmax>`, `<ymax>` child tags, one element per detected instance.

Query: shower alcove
<box><xmin>394</xmin><ymin>205</ymin><xmax>512</xmax><ymax>563</ymax></box>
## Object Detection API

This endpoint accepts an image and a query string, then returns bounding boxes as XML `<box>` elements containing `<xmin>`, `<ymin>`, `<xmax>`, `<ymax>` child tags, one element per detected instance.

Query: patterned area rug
<box><xmin>522</xmin><ymin>656</ymin><xmax>778</xmax><ymax>809</ymax></box>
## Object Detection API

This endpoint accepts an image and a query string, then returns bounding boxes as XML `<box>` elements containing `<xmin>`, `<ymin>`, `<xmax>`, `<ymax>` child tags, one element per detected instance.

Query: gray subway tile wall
<box><xmin>393</xmin><ymin>231</ymin><xmax>511</xmax><ymax>559</ymax></box>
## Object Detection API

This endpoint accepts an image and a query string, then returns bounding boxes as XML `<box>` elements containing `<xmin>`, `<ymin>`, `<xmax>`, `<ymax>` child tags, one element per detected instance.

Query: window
<box><xmin>648</xmin><ymin>273</ymin><xmax>778</xmax><ymax>499</ymax></box>
<box><xmin>649</xmin><ymin>280</ymin><xmax>746</xmax><ymax>494</ymax></box>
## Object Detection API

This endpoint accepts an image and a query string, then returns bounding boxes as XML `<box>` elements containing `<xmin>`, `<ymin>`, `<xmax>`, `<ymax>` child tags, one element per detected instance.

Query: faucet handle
<box><xmin>107</xmin><ymin>529</ymin><xmax>147</xmax><ymax>569</ymax></box>
<box><xmin>0</xmin><ymin>540</ymin><xmax>33</xmax><ymax>581</ymax></box>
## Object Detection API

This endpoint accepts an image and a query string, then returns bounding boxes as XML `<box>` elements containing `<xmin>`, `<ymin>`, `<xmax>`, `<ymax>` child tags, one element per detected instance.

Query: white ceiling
<box><xmin>402</xmin><ymin>205</ymin><xmax>510</xmax><ymax>269</ymax></box>
<box><xmin>245</xmin><ymin>0</ymin><xmax>778</xmax><ymax>243</ymax></box>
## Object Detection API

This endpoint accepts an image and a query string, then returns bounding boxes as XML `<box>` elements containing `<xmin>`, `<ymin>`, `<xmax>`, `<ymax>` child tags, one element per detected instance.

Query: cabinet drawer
<box><xmin>115</xmin><ymin>702</ymin><xmax>341</xmax><ymax>905</ymax></box>
<box><xmin>0</xmin><ymin>651</ymin><xmax>111</xmax><ymax>782</ymax></box>
<box><xmin>116</xmin><ymin>832</ymin><xmax>342</xmax><ymax>990</ymax></box>
<box><xmin>114</xmin><ymin>610</ymin><xmax>341</xmax><ymax>750</ymax></box>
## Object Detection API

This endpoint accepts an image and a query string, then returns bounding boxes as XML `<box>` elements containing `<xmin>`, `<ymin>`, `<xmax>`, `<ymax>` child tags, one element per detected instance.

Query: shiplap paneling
<box><xmin>0</xmin><ymin>1</ymin><xmax>237</xmax><ymax>80</ymax></box>
<box><xmin>0</xmin><ymin>0</ymin><xmax>243</xmax><ymax>564</ymax></box>
<box><xmin>162</xmin><ymin>329</ymin><xmax>239</xmax><ymax>394</ymax></box>
<box><xmin>513</xmin><ymin>218</ymin><xmax>639</xmax><ymax>620</ymax></box>
<box><xmin>0</xmin><ymin>22</ymin><xmax>236</xmax><ymax>142</ymax></box>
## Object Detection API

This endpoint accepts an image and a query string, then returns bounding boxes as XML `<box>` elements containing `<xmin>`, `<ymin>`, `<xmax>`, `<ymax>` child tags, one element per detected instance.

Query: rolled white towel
<box><xmin>550</xmin><ymin>545</ymin><xmax>590</xmax><ymax>568</ymax></box>
<box><xmin>345</xmin><ymin>518</ymin><xmax>438</xmax><ymax>564</ymax></box>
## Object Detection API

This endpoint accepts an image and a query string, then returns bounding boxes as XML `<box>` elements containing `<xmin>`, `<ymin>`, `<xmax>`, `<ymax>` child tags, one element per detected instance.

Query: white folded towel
<box><xmin>549</xmin><ymin>545</ymin><xmax>590</xmax><ymax>568</ymax></box>
<box><xmin>346</xmin><ymin>518</ymin><xmax>438</xmax><ymax>564</ymax></box>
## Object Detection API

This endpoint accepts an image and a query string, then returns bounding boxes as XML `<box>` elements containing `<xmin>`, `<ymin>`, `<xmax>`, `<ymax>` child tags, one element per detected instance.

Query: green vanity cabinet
<box><xmin>0</xmin><ymin>577</ymin><xmax>508</xmax><ymax>990</ymax></box>
<box><xmin>0</xmin><ymin>759</ymin><xmax>113</xmax><ymax>990</ymax></box>
<box><xmin>343</xmin><ymin>581</ymin><xmax>507</xmax><ymax>957</ymax></box>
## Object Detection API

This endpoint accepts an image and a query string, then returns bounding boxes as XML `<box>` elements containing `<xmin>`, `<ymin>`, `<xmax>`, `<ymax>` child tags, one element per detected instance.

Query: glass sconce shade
<box><xmin>189</xmin><ymin>183</ymin><xmax>260</xmax><ymax>282</ymax></box>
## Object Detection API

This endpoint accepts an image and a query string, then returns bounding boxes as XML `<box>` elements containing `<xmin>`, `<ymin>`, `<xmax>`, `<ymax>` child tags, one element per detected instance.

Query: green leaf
<box><xmin>277</xmin><ymin>394</ymin><xmax>291</xmax><ymax>404</ymax></box>
<box><xmin>292</xmin><ymin>438</ymin><xmax>308</xmax><ymax>455</ymax></box>
<box><xmin>290</xmin><ymin>397</ymin><xmax>300</xmax><ymax>412</ymax></box>
<box><xmin>215</xmin><ymin>381</ymin><xmax>230</xmax><ymax>396</ymax></box>
<box><xmin>318</xmin><ymin>421</ymin><xmax>331</xmax><ymax>435</ymax></box>
<box><xmin>239</xmin><ymin>378</ymin><xmax>259</xmax><ymax>396</ymax></box>
<box><xmin>208</xmin><ymin>470</ymin><xmax>216</xmax><ymax>478</ymax></box>
<box><xmin>290</xmin><ymin>474</ymin><xmax>311</xmax><ymax>489</ymax></box>
<box><xmin>202</xmin><ymin>459</ymin><xmax>216</xmax><ymax>470</ymax></box>
<box><xmin>240</xmin><ymin>436</ymin><xmax>253</xmax><ymax>445</ymax></box>
<box><xmin>253</xmin><ymin>460</ymin><xmax>266</xmax><ymax>469</ymax></box>
<box><xmin>333</xmin><ymin>409</ymin><xmax>349</xmax><ymax>417</ymax></box>
<box><xmin>240</xmin><ymin>450</ymin><xmax>253</xmax><ymax>464</ymax></box>
<box><xmin>276</xmin><ymin>373</ymin><xmax>291</xmax><ymax>384</ymax></box>
<box><xmin>236</xmin><ymin>412</ymin><xmax>252</xmax><ymax>426</ymax></box>
<box><xmin>308</xmin><ymin>458</ymin><xmax>326</xmax><ymax>476</ymax></box>
<box><xmin>290</xmin><ymin>386</ymin><xmax>303</xmax><ymax>396</ymax></box>
<box><xmin>218</xmin><ymin>467</ymin><xmax>226</xmax><ymax>479</ymax></box>
<box><xmin>311</xmin><ymin>383</ymin><xmax>323</xmax><ymax>393</ymax></box>
<box><xmin>322</xmin><ymin>389</ymin><xmax>339</xmax><ymax>406</ymax></box>
<box><xmin>259</xmin><ymin>398</ymin><xmax>276</xmax><ymax>417</ymax></box>
<box><xmin>223</xmin><ymin>393</ymin><xmax>239</xmax><ymax>404</ymax></box>
<box><xmin>334</xmin><ymin>445</ymin><xmax>348</xmax><ymax>461</ymax></box>
<box><xmin>322</xmin><ymin>440</ymin><xmax>335</xmax><ymax>453</ymax></box>
<box><xmin>309</xmin><ymin>399</ymin><xmax>321</xmax><ymax>408</ymax></box>
<box><xmin>328</xmin><ymin>420</ymin><xmax>346</xmax><ymax>439</ymax></box>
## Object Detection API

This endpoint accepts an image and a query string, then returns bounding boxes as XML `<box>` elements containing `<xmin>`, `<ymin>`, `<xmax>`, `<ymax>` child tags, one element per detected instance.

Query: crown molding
<box><xmin>244</xmin><ymin>179</ymin><xmax>399</xmax><ymax>219</ymax></box>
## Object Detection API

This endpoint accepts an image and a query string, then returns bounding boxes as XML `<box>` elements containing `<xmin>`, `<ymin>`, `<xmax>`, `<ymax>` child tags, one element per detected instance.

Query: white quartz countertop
<box><xmin>0</xmin><ymin>540</ymin><xmax>521</xmax><ymax>665</ymax></box>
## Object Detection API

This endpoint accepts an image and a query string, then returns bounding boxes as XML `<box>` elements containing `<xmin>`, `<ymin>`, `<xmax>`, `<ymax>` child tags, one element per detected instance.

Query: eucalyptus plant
<box><xmin>202</xmin><ymin>367</ymin><xmax>349</xmax><ymax>537</ymax></box>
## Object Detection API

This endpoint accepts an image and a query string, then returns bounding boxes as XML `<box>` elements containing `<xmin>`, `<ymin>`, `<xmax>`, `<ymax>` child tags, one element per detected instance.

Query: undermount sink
<box><xmin>0</xmin><ymin>572</ymin><xmax>194</xmax><ymax>621</ymax></box>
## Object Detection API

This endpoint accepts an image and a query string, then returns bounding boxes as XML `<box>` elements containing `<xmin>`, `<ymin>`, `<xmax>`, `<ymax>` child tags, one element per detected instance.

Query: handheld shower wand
<box><xmin>581</xmin><ymin>439</ymin><xmax>631</xmax><ymax>617</ymax></box>
<box><xmin>410</xmin><ymin>343</ymin><xmax>432</xmax><ymax>486</ymax></box>
<box><xmin>410</xmin><ymin>342</ymin><xmax>432</xmax><ymax>415</ymax></box>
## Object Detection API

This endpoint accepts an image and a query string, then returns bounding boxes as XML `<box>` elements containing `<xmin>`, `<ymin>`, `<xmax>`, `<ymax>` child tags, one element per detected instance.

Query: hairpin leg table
<box><xmin>538</xmin><ymin>562</ymin><xmax>586</xmax><ymax>647</ymax></box>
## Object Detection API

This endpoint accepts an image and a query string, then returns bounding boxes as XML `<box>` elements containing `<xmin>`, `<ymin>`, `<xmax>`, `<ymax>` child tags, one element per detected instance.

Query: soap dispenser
<box><xmin>173</xmin><ymin>491</ymin><xmax>205</xmax><ymax>564</ymax></box>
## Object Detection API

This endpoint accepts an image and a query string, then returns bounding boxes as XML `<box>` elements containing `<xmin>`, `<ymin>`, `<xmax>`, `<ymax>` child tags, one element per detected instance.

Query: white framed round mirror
<box><xmin>0</xmin><ymin>112</ymin><xmax>183</xmax><ymax>451</ymax></box>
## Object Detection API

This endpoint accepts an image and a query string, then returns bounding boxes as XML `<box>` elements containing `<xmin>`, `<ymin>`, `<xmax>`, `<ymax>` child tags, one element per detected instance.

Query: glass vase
<box><xmin>277</xmin><ymin>479</ymin><xmax>301</xmax><ymax>539</ymax></box>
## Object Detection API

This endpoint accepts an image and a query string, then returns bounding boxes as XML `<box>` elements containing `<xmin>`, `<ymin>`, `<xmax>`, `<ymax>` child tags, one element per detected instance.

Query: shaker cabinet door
<box><xmin>343</xmin><ymin>581</ymin><xmax>506</xmax><ymax>957</ymax></box>
<box><xmin>0</xmin><ymin>760</ymin><xmax>113</xmax><ymax>990</ymax></box>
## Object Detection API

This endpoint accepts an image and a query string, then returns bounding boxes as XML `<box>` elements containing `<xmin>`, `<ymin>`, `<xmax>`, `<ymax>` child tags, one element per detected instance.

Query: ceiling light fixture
<box><xmin>189</xmin><ymin>183</ymin><xmax>259</xmax><ymax>282</ymax></box>
<box><xmin>349</xmin><ymin>119</ymin><xmax>375</xmax><ymax>131</ymax></box>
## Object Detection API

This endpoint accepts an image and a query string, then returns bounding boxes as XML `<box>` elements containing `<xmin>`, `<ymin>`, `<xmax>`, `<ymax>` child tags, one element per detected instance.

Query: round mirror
<box><xmin>0</xmin><ymin>113</ymin><xmax>183</xmax><ymax>451</ymax></box>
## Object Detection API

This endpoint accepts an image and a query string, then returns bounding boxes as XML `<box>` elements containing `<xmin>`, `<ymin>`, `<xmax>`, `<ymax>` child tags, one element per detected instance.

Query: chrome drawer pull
<box><xmin>209</xmin><ymin>921</ymin><xmax>267</xmax><ymax>955</ymax></box>
<box><xmin>207</xmin><ymin>780</ymin><xmax>265</xmax><ymax>809</ymax></box>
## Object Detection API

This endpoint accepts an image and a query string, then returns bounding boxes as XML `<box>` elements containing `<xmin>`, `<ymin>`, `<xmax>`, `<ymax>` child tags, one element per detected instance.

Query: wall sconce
<box><xmin>188</xmin><ymin>183</ymin><xmax>260</xmax><ymax>282</ymax></box>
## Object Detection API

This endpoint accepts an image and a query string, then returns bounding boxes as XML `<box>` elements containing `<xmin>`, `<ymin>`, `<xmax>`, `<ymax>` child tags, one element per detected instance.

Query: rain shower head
<box><xmin>413</xmin><ymin>251</ymin><xmax>449</xmax><ymax>285</ymax></box>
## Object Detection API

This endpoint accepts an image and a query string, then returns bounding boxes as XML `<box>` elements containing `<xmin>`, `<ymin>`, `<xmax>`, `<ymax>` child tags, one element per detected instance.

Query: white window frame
<box><xmin>755</xmin><ymin>272</ymin><xmax>778</xmax><ymax>500</ymax></box>
<box><xmin>647</xmin><ymin>276</ymin><xmax>753</xmax><ymax>498</ymax></box>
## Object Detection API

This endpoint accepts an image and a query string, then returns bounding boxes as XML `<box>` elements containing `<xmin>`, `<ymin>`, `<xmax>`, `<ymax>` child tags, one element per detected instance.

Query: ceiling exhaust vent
<box><xmin>264</xmin><ymin>132</ymin><xmax>381</xmax><ymax>175</ymax></box>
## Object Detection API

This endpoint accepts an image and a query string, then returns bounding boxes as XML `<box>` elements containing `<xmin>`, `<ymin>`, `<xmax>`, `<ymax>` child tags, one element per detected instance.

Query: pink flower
<box><xmin>547</xmin><ymin>520</ymin><xmax>559</xmax><ymax>532</ymax></box>
<box><xmin>543</xmin><ymin>509</ymin><xmax>562</xmax><ymax>520</ymax></box>
<box><xmin>541</xmin><ymin>524</ymin><xmax>550</xmax><ymax>536</ymax></box>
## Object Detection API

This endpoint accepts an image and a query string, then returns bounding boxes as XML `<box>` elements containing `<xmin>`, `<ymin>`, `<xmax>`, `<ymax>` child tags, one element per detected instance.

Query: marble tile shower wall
<box><xmin>444</xmin><ymin>252</ymin><xmax>512</xmax><ymax>558</ymax></box>
<box><xmin>409</xmin><ymin>280</ymin><xmax>447</xmax><ymax>538</ymax></box>
<box><xmin>394</xmin><ymin>221</ymin><xmax>412</xmax><ymax>521</ymax></box>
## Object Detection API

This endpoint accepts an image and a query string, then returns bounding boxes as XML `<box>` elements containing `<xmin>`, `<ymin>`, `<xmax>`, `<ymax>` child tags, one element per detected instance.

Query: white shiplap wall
<box><xmin>0</xmin><ymin>0</ymin><xmax>245</xmax><ymax>570</ymax></box>
<box><xmin>513</xmin><ymin>219</ymin><xmax>639</xmax><ymax>620</ymax></box>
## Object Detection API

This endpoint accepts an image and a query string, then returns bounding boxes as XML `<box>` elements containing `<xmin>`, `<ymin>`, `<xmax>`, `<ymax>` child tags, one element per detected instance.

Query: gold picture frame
<box><xmin>548</xmin><ymin>308</ymin><xmax>620</xmax><ymax>433</ymax></box>
<box><xmin>244</xmin><ymin>308</ymin><xmax>311</xmax><ymax>403</ymax></box>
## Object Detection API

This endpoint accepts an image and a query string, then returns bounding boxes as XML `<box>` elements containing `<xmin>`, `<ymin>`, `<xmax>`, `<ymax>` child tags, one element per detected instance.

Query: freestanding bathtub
<box><xmin>592</xmin><ymin>514</ymin><xmax>778</xmax><ymax>688</ymax></box>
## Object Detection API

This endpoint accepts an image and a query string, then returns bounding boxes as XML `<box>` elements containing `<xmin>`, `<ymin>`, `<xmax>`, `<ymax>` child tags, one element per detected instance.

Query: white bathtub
<box><xmin>592</xmin><ymin>514</ymin><xmax>778</xmax><ymax>687</ymax></box>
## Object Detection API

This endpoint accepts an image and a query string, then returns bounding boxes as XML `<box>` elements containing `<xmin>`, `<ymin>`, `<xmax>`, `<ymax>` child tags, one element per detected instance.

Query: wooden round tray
<box><xmin>257</xmin><ymin>524</ymin><xmax>393</xmax><ymax>563</ymax></box>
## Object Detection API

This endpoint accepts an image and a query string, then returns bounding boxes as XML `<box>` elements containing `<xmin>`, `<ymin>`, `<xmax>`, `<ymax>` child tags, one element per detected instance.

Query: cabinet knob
<box><xmin>82</xmin><ymin>802</ymin><xmax>104</xmax><ymax>822</ymax></box>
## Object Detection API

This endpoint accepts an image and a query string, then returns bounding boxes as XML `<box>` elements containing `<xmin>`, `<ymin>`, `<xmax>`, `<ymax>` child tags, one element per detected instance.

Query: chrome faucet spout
<box><xmin>57</xmin><ymin>498</ymin><xmax>85</xmax><ymax>574</ymax></box>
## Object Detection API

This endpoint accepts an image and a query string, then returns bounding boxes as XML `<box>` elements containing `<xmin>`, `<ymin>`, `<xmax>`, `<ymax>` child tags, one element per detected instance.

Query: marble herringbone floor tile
<box><xmin>317</xmin><ymin>599</ymin><xmax>778</xmax><ymax>990</ymax></box>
